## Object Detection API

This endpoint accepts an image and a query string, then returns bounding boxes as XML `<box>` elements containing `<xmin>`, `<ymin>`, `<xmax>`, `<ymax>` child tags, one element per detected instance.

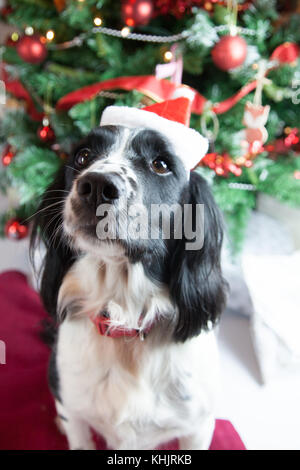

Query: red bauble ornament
<box><xmin>1</xmin><ymin>145</ymin><xmax>15</xmax><ymax>166</ymax></box>
<box><xmin>122</xmin><ymin>0</ymin><xmax>154</xmax><ymax>27</ymax></box>
<box><xmin>38</xmin><ymin>119</ymin><xmax>55</xmax><ymax>143</ymax></box>
<box><xmin>5</xmin><ymin>218</ymin><xmax>29</xmax><ymax>240</ymax></box>
<box><xmin>16</xmin><ymin>35</ymin><xmax>47</xmax><ymax>64</ymax></box>
<box><xmin>271</xmin><ymin>42</ymin><xmax>300</xmax><ymax>65</ymax></box>
<box><xmin>212</xmin><ymin>35</ymin><xmax>247</xmax><ymax>71</ymax></box>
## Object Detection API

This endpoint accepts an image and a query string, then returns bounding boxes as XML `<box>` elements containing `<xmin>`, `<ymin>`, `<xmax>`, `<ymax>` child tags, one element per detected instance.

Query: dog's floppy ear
<box><xmin>169</xmin><ymin>171</ymin><xmax>227</xmax><ymax>342</ymax></box>
<box><xmin>30</xmin><ymin>167</ymin><xmax>76</xmax><ymax>320</ymax></box>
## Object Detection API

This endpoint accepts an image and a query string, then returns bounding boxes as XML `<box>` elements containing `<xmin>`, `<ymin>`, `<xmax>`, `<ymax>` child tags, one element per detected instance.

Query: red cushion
<box><xmin>0</xmin><ymin>270</ymin><xmax>246</xmax><ymax>450</ymax></box>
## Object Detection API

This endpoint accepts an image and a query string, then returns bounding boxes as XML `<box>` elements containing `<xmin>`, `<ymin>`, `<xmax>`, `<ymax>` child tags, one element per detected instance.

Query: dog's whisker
<box><xmin>49</xmin><ymin>221</ymin><xmax>64</xmax><ymax>249</ymax></box>
<box><xmin>44</xmin><ymin>189</ymin><xmax>69</xmax><ymax>194</ymax></box>
<box><xmin>40</xmin><ymin>212</ymin><xmax>62</xmax><ymax>245</ymax></box>
<box><xmin>65</xmin><ymin>165</ymin><xmax>81</xmax><ymax>174</ymax></box>
<box><xmin>25</xmin><ymin>200</ymin><xmax>65</xmax><ymax>223</ymax></box>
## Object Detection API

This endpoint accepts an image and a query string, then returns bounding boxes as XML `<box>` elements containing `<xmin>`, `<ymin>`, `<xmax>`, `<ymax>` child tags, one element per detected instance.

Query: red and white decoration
<box><xmin>100</xmin><ymin>94</ymin><xmax>208</xmax><ymax>178</ymax></box>
<box><xmin>240</xmin><ymin>59</ymin><xmax>270</xmax><ymax>158</ymax></box>
<box><xmin>242</xmin><ymin>101</ymin><xmax>270</xmax><ymax>146</ymax></box>
<box><xmin>155</xmin><ymin>44</ymin><xmax>183</xmax><ymax>85</ymax></box>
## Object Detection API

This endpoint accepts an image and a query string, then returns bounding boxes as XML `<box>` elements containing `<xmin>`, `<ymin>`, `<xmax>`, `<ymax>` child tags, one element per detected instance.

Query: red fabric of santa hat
<box><xmin>100</xmin><ymin>95</ymin><xmax>208</xmax><ymax>179</ymax></box>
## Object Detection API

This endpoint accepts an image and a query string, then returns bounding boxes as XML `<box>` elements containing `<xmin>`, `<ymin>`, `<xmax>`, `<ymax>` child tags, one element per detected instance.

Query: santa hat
<box><xmin>100</xmin><ymin>92</ymin><xmax>208</xmax><ymax>179</ymax></box>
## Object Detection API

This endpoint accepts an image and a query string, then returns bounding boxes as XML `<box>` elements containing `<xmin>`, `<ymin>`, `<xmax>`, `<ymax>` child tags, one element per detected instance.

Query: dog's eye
<box><xmin>75</xmin><ymin>148</ymin><xmax>90</xmax><ymax>169</ymax></box>
<box><xmin>152</xmin><ymin>159</ymin><xmax>170</xmax><ymax>174</ymax></box>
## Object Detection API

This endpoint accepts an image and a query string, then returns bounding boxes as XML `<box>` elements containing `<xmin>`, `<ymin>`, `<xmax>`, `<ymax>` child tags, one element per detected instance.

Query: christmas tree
<box><xmin>0</xmin><ymin>0</ymin><xmax>299</xmax><ymax>251</ymax></box>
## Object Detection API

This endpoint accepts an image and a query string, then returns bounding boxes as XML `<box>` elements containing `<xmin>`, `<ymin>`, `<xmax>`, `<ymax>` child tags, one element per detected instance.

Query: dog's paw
<box><xmin>70</xmin><ymin>441</ymin><xmax>96</xmax><ymax>451</ymax></box>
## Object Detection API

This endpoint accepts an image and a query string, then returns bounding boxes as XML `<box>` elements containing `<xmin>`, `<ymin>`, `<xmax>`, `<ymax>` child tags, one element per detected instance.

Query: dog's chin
<box><xmin>63</xmin><ymin>220</ymin><xmax>126</xmax><ymax>258</ymax></box>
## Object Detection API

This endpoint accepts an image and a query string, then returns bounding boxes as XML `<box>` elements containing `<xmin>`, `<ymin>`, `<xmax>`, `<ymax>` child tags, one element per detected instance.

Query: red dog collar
<box><xmin>92</xmin><ymin>313</ymin><xmax>150</xmax><ymax>341</ymax></box>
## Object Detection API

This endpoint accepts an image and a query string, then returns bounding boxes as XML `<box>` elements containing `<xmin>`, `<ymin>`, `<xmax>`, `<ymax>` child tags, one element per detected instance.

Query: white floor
<box><xmin>0</xmin><ymin>198</ymin><xmax>299</xmax><ymax>449</ymax></box>
<box><xmin>216</xmin><ymin>312</ymin><xmax>300</xmax><ymax>450</ymax></box>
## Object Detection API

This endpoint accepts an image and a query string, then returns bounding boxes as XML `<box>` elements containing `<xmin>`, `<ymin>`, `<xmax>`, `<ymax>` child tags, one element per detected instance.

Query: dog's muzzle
<box><xmin>77</xmin><ymin>172</ymin><xmax>124</xmax><ymax>211</ymax></box>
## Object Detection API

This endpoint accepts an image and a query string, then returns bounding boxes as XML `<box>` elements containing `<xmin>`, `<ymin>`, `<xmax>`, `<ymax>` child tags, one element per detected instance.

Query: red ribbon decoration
<box><xmin>56</xmin><ymin>75</ymin><xmax>207</xmax><ymax>113</ymax></box>
<box><xmin>1</xmin><ymin>64</ymin><xmax>43</xmax><ymax>121</ymax></box>
<box><xmin>212</xmin><ymin>80</ymin><xmax>258</xmax><ymax>114</ymax></box>
<box><xmin>56</xmin><ymin>74</ymin><xmax>259</xmax><ymax>116</ymax></box>
<box><xmin>3</xmin><ymin>65</ymin><xmax>256</xmax><ymax>121</ymax></box>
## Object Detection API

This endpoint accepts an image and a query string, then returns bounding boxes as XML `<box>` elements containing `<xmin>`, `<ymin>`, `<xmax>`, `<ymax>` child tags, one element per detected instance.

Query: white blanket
<box><xmin>242</xmin><ymin>252</ymin><xmax>300</xmax><ymax>383</ymax></box>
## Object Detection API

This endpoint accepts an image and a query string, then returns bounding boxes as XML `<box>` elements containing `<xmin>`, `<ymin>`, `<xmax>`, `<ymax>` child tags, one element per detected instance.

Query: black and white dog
<box><xmin>32</xmin><ymin>103</ymin><xmax>226</xmax><ymax>450</ymax></box>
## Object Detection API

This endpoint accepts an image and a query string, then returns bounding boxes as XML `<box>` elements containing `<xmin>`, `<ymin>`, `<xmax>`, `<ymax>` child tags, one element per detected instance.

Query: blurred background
<box><xmin>0</xmin><ymin>0</ymin><xmax>300</xmax><ymax>450</ymax></box>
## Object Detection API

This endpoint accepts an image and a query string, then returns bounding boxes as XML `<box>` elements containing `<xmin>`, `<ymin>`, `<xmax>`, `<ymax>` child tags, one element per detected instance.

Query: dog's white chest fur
<box><xmin>56</xmin><ymin>316</ymin><xmax>219</xmax><ymax>450</ymax></box>
<box><xmin>55</xmin><ymin>253</ymin><xmax>219</xmax><ymax>450</ymax></box>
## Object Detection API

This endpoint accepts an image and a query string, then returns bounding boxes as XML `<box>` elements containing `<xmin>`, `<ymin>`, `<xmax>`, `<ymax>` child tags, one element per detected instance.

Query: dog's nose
<box><xmin>77</xmin><ymin>173</ymin><xmax>122</xmax><ymax>208</ymax></box>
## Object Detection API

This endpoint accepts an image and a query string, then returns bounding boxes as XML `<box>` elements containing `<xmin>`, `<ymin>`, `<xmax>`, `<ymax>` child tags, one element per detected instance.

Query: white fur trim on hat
<box><xmin>100</xmin><ymin>106</ymin><xmax>208</xmax><ymax>178</ymax></box>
